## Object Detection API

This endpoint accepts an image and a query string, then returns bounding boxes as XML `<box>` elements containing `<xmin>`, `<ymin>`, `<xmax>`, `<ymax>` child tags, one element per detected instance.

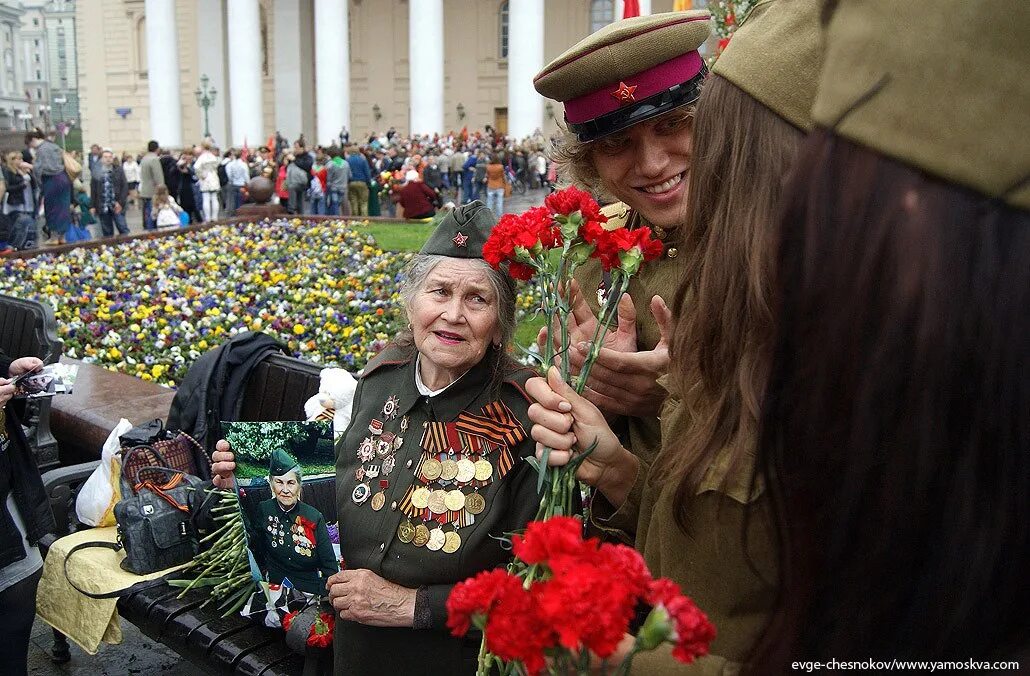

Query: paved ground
<box><xmin>58</xmin><ymin>185</ymin><xmax>549</xmax><ymax>242</ymax></box>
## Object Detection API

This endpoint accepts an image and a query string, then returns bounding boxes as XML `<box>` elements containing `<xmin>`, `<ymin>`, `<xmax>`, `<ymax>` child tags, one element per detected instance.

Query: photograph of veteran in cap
<box><xmin>243</xmin><ymin>447</ymin><xmax>337</xmax><ymax>596</ymax></box>
<box><xmin>528</xmin><ymin>1</ymin><xmax>823</xmax><ymax>672</ymax></box>
<box><xmin>752</xmin><ymin>0</ymin><xmax>1030</xmax><ymax>668</ymax></box>
<box><xmin>533</xmin><ymin>10</ymin><xmax>711</xmax><ymax>476</ymax></box>
<box><xmin>213</xmin><ymin>201</ymin><xmax>540</xmax><ymax>675</ymax></box>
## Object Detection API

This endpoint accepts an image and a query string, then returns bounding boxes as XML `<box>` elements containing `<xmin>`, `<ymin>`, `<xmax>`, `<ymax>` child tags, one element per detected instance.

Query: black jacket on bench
<box><xmin>167</xmin><ymin>332</ymin><xmax>286</xmax><ymax>466</ymax></box>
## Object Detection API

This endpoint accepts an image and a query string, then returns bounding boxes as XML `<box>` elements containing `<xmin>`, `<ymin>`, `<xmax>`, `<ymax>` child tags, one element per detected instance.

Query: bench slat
<box><xmin>209</xmin><ymin>625</ymin><xmax>282</xmax><ymax>671</ymax></box>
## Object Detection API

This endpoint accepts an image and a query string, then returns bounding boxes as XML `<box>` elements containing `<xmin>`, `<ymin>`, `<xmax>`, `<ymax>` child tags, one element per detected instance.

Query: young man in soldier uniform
<box><xmin>533</xmin><ymin>11</ymin><xmax>711</xmax><ymax>470</ymax></box>
<box><xmin>249</xmin><ymin>447</ymin><xmax>337</xmax><ymax>596</ymax></box>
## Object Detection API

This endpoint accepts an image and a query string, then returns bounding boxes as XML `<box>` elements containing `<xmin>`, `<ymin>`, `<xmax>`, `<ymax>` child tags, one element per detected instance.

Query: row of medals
<box><xmin>396</xmin><ymin>453</ymin><xmax>493</xmax><ymax>553</ymax></box>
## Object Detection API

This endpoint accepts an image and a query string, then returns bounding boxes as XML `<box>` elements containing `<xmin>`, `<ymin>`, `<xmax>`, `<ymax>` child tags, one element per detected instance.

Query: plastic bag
<box><xmin>75</xmin><ymin>418</ymin><xmax>133</xmax><ymax>527</ymax></box>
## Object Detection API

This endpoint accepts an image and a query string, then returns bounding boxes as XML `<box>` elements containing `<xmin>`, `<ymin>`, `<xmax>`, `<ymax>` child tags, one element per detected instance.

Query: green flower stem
<box><xmin>576</xmin><ymin>273</ymin><xmax>630</xmax><ymax>395</ymax></box>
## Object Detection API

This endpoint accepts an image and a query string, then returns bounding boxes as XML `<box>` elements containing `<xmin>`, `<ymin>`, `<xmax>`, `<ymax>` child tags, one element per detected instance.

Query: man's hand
<box><xmin>113</xmin><ymin>202</ymin><xmax>122</xmax><ymax>215</ymax></box>
<box><xmin>538</xmin><ymin>281</ymin><xmax>674</xmax><ymax>418</ymax></box>
<box><xmin>89</xmin><ymin>208</ymin><xmax>96</xmax><ymax>215</ymax></box>
<box><xmin>326</xmin><ymin>568</ymin><xmax>417</xmax><ymax>627</ymax></box>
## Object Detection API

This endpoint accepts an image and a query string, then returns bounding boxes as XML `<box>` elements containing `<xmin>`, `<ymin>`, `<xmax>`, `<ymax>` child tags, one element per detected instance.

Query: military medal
<box><xmin>474</xmin><ymin>459</ymin><xmax>494</xmax><ymax>481</ymax></box>
<box><xmin>455</xmin><ymin>458</ymin><xmax>476</xmax><ymax>483</ymax></box>
<box><xmin>382</xmin><ymin>454</ymin><xmax>396</xmax><ymax>476</ymax></box>
<box><xmin>411</xmin><ymin>487</ymin><xmax>431</xmax><ymax>509</ymax></box>
<box><xmin>397</xmin><ymin>520</ymin><xmax>415</xmax><ymax>543</ymax></box>
<box><xmin>464</xmin><ymin>491</ymin><xmax>486</xmax><ymax>515</ymax></box>
<box><xmin>369</xmin><ymin>419</ymin><xmax>384</xmax><ymax>435</ymax></box>
<box><xmin>400</xmin><ymin>416</ymin><xmax>410</xmax><ymax>432</ymax></box>
<box><xmin>440</xmin><ymin>459</ymin><xmax>459</xmax><ymax>481</ymax></box>
<box><xmin>376</xmin><ymin>439</ymin><xmax>393</xmax><ymax>456</ymax></box>
<box><xmin>354</xmin><ymin>467</ymin><xmax>365</xmax><ymax>482</ymax></box>
<box><xmin>382</xmin><ymin>395</ymin><xmax>400</xmax><ymax>419</ymax></box>
<box><xmin>444</xmin><ymin>489</ymin><xmax>466</xmax><ymax>511</ymax></box>
<box><xmin>421</xmin><ymin>458</ymin><xmax>442</xmax><ymax>481</ymax></box>
<box><xmin>412</xmin><ymin>524</ymin><xmax>431</xmax><ymax>547</ymax></box>
<box><xmin>393</xmin><ymin>436</ymin><xmax>404</xmax><ymax>451</ymax></box>
<box><xmin>352</xmin><ymin>482</ymin><xmax>371</xmax><ymax>504</ymax></box>
<box><xmin>427</xmin><ymin>489</ymin><xmax>448</xmax><ymax>515</ymax></box>
<box><xmin>358</xmin><ymin>438</ymin><xmax>376</xmax><ymax>462</ymax></box>
<box><xmin>371</xmin><ymin>480</ymin><xmax>389</xmax><ymax>511</ymax></box>
<box><xmin>442</xmin><ymin>531</ymin><xmax>462</xmax><ymax>554</ymax></box>
<box><xmin>426</xmin><ymin>527</ymin><xmax>446</xmax><ymax>551</ymax></box>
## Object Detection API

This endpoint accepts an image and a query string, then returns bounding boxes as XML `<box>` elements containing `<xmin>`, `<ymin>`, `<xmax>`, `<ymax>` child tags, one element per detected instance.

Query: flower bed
<box><xmin>0</xmin><ymin>219</ymin><xmax>424</xmax><ymax>386</ymax></box>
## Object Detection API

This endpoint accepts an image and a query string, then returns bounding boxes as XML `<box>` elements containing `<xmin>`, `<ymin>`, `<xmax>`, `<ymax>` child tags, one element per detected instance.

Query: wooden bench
<box><xmin>41</xmin><ymin>352</ymin><xmax>334</xmax><ymax>675</ymax></box>
<box><xmin>0</xmin><ymin>293</ymin><xmax>64</xmax><ymax>470</ymax></box>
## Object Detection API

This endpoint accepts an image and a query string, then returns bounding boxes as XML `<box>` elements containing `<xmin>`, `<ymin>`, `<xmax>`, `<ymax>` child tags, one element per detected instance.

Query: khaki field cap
<box><xmin>712</xmin><ymin>0</ymin><xmax>823</xmax><ymax>131</ymax></box>
<box><xmin>419</xmin><ymin>200</ymin><xmax>496</xmax><ymax>259</ymax></box>
<box><xmin>813</xmin><ymin>0</ymin><xmax>1030</xmax><ymax>209</ymax></box>
<box><xmin>534</xmin><ymin>11</ymin><xmax>711</xmax><ymax>142</ymax></box>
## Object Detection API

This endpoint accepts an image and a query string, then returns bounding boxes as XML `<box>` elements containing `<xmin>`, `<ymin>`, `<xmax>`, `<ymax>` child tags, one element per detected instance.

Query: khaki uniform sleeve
<box><xmin>589</xmin><ymin>455</ymin><xmax>649</xmax><ymax>541</ymax></box>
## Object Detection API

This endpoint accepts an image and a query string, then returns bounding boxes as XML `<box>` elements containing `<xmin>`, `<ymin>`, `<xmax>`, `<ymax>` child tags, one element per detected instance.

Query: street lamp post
<box><xmin>54</xmin><ymin>96</ymin><xmax>67</xmax><ymax>149</ymax></box>
<box><xmin>18</xmin><ymin>111</ymin><xmax>32</xmax><ymax>131</ymax></box>
<box><xmin>194</xmin><ymin>74</ymin><xmax>217</xmax><ymax>140</ymax></box>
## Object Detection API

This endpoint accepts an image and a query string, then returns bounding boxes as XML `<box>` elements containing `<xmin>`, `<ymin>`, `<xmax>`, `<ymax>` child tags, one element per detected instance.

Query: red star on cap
<box><xmin>611</xmin><ymin>81</ymin><xmax>638</xmax><ymax>104</ymax></box>
<box><xmin>452</xmin><ymin>231</ymin><xmax>469</xmax><ymax>247</ymax></box>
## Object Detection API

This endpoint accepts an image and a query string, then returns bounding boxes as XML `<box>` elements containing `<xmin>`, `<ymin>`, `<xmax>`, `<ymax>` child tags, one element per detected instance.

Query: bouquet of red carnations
<box><xmin>447</xmin><ymin>517</ymin><xmax>715</xmax><ymax>675</ymax></box>
<box><xmin>483</xmin><ymin>186</ymin><xmax>663</xmax><ymax>518</ymax></box>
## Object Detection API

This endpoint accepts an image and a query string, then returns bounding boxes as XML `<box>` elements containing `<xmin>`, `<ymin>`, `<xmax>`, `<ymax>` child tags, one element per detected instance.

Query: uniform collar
<box><xmin>391</xmin><ymin>350</ymin><xmax>495</xmax><ymax>423</ymax></box>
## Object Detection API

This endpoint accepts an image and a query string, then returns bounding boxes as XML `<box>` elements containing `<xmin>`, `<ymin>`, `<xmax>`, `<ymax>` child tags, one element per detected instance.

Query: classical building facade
<box><xmin>78</xmin><ymin>0</ymin><xmax>710</xmax><ymax>152</ymax></box>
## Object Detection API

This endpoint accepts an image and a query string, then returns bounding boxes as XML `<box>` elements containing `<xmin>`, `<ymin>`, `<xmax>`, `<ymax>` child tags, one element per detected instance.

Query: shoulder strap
<box><xmin>62</xmin><ymin>541</ymin><xmax>169</xmax><ymax>599</ymax></box>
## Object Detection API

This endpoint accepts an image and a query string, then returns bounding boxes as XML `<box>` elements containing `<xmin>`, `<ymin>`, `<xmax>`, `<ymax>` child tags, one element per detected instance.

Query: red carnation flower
<box><xmin>508</xmin><ymin>261</ymin><xmax>536</xmax><ymax>281</ymax></box>
<box><xmin>511</xmin><ymin>516</ymin><xmax>593</xmax><ymax>564</ymax></box>
<box><xmin>545</xmin><ymin>185</ymin><xmax>606</xmax><ymax>223</ymax></box>
<box><xmin>446</xmin><ymin>569</ymin><xmax>523</xmax><ymax>636</ymax></box>
<box><xmin>646</xmin><ymin>578</ymin><xmax>717</xmax><ymax>664</ymax></box>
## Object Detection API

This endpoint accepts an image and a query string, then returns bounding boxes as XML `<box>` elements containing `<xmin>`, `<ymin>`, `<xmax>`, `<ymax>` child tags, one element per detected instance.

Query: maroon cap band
<box><xmin>563</xmin><ymin>51</ymin><xmax>705</xmax><ymax>125</ymax></box>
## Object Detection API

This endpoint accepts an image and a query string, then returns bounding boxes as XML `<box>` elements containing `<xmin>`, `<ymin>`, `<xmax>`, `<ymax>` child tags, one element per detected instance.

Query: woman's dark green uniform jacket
<box><xmin>248</xmin><ymin>497</ymin><xmax>337</xmax><ymax>596</ymax></box>
<box><xmin>334</xmin><ymin>343</ymin><xmax>539</xmax><ymax>675</ymax></box>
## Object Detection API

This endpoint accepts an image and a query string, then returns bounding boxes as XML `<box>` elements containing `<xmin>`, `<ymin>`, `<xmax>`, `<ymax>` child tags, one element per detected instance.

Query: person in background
<box><xmin>422</xmin><ymin>155</ymin><xmax>443</xmax><ymax>194</ymax></box>
<box><xmin>325</xmin><ymin>147</ymin><xmax>350</xmax><ymax>216</ymax></box>
<box><xmin>25</xmin><ymin>129</ymin><xmax>71</xmax><ymax>245</ymax></box>
<box><xmin>395</xmin><ymin>169</ymin><xmax>438</xmax><ymax>220</ymax></box>
<box><xmin>224</xmin><ymin>148</ymin><xmax>249</xmax><ymax>217</ymax></box>
<box><xmin>194</xmin><ymin>141</ymin><xmax>221</xmax><ymax>222</ymax></box>
<box><xmin>121</xmin><ymin>152</ymin><xmax>140</xmax><ymax>208</ymax></box>
<box><xmin>752</xmin><ymin>0</ymin><xmax>1029</xmax><ymax>668</ymax></box>
<box><xmin>86</xmin><ymin>143</ymin><xmax>102</xmax><ymax>176</ymax></box>
<box><xmin>72</xmin><ymin>178</ymin><xmax>95</xmax><ymax>235</ymax></box>
<box><xmin>484</xmin><ymin>154</ymin><xmax>505</xmax><ymax>216</ymax></box>
<box><xmin>89</xmin><ymin>148</ymin><xmax>129</xmax><ymax>237</ymax></box>
<box><xmin>170</xmin><ymin>151</ymin><xmax>200</xmax><ymax>225</ymax></box>
<box><xmin>0</xmin><ymin>348</ymin><xmax>55</xmax><ymax>676</ymax></box>
<box><xmin>309</xmin><ymin>150</ymin><xmax>328</xmax><ymax>215</ymax></box>
<box><xmin>151</xmin><ymin>184</ymin><xmax>184</xmax><ymax>228</ymax></box>
<box><xmin>138</xmin><ymin>140</ymin><xmax>163</xmax><ymax>230</ymax></box>
<box><xmin>346</xmin><ymin>146</ymin><xmax>371</xmax><ymax>216</ymax></box>
<box><xmin>1</xmin><ymin>150</ymin><xmax>38</xmax><ymax>251</ymax></box>
<box><xmin>275</xmin><ymin>159</ymin><xmax>289</xmax><ymax>206</ymax></box>
<box><xmin>284</xmin><ymin>154</ymin><xmax>309</xmax><ymax>215</ymax></box>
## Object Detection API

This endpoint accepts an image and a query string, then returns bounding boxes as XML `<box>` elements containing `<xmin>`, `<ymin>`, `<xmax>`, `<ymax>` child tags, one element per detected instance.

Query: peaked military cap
<box><xmin>713</xmin><ymin>0</ymin><xmax>823</xmax><ymax>131</ymax></box>
<box><xmin>419</xmin><ymin>200</ymin><xmax>496</xmax><ymax>259</ymax></box>
<box><xmin>813</xmin><ymin>0</ymin><xmax>1030</xmax><ymax>209</ymax></box>
<box><xmin>534</xmin><ymin>11</ymin><xmax>711</xmax><ymax>142</ymax></box>
<box><xmin>269</xmin><ymin>447</ymin><xmax>300</xmax><ymax>478</ymax></box>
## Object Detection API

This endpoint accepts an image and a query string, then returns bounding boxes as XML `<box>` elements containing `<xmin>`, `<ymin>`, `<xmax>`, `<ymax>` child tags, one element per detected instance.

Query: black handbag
<box><xmin>64</xmin><ymin>447</ymin><xmax>217</xmax><ymax>598</ymax></box>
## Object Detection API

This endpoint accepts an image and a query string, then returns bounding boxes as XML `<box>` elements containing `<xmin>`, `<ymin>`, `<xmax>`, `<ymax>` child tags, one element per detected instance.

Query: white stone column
<box><xmin>144</xmin><ymin>0</ymin><xmax>182</xmax><ymax>146</ymax></box>
<box><xmin>507</xmin><ymin>0</ymin><xmax>544</xmax><ymax>139</ymax></box>
<box><xmin>226</xmin><ymin>0</ymin><xmax>263</xmax><ymax>147</ymax></box>
<box><xmin>314</xmin><ymin>0</ymin><xmax>349</xmax><ymax>145</ymax></box>
<box><xmin>640</xmin><ymin>0</ymin><xmax>651</xmax><ymax>15</ymax></box>
<box><xmin>196</xmin><ymin>0</ymin><xmax>227</xmax><ymax>145</ymax></box>
<box><xmin>408</xmin><ymin>0</ymin><xmax>443</xmax><ymax>135</ymax></box>
<box><xmin>273</xmin><ymin>0</ymin><xmax>303</xmax><ymax>142</ymax></box>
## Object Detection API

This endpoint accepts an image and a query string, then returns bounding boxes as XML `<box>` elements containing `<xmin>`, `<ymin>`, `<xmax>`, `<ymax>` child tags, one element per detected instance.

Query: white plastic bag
<box><xmin>75</xmin><ymin>418</ymin><xmax>133</xmax><ymax>527</ymax></box>
<box><xmin>303</xmin><ymin>368</ymin><xmax>357</xmax><ymax>437</ymax></box>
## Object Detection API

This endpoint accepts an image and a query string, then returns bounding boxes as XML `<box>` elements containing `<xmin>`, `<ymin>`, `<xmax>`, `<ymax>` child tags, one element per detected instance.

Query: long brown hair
<box><xmin>751</xmin><ymin>130</ymin><xmax>1030</xmax><ymax>668</ymax></box>
<box><xmin>662</xmin><ymin>75</ymin><xmax>803</xmax><ymax>526</ymax></box>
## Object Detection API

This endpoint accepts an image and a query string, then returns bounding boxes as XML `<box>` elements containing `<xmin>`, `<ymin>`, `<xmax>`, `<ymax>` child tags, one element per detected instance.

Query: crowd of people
<box><xmin>2</xmin><ymin>1</ymin><xmax>1026</xmax><ymax>675</ymax></box>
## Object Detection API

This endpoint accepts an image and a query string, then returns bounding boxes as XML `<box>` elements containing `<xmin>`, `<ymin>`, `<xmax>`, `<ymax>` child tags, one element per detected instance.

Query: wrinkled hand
<box><xmin>0</xmin><ymin>378</ymin><xmax>14</xmax><ymax>408</ymax></box>
<box><xmin>527</xmin><ymin>367</ymin><xmax>638</xmax><ymax>506</ymax></box>
<box><xmin>537</xmin><ymin>282</ymin><xmax>673</xmax><ymax>418</ymax></box>
<box><xmin>211</xmin><ymin>439</ymin><xmax>237</xmax><ymax>489</ymax></box>
<box><xmin>8</xmin><ymin>356</ymin><xmax>44</xmax><ymax>377</ymax></box>
<box><xmin>326</xmin><ymin>568</ymin><xmax>416</xmax><ymax>627</ymax></box>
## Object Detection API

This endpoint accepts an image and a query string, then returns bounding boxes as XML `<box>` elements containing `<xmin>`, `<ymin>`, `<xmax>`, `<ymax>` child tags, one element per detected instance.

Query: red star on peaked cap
<box><xmin>611</xmin><ymin>81</ymin><xmax>638</xmax><ymax>104</ymax></box>
<box><xmin>417</xmin><ymin>199</ymin><xmax>497</xmax><ymax>259</ymax></box>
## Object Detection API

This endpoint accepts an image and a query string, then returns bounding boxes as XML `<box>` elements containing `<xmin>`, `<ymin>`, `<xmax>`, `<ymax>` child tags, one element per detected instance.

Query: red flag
<box><xmin>623</xmin><ymin>0</ymin><xmax>640</xmax><ymax>18</ymax></box>
<box><xmin>241</xmin><ymin>136</ymin><xmax>250</xmax><ymax>162</ymax></box>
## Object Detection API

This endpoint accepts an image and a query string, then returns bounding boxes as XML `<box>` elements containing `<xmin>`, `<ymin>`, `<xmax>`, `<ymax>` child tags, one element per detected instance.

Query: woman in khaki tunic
<box><xmin>528</xmin><ymin>1</ymin><xmax>823</xmax><ymax>672</ymax></box>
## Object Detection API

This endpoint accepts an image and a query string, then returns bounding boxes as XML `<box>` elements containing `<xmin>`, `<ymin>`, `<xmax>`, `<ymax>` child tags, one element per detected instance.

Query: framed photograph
<box><xmin>222</xmin><ymin>420</ymin><xmax>339</xmax><ymax>597</ymax></box>
<box><xmin>13</xmin><ymin>362</ymin><xmax>78</xmax><ymax>399</ymax></box>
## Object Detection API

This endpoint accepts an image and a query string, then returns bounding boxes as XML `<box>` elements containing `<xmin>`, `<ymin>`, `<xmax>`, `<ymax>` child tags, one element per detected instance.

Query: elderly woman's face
<box><xmin>410</xmin><ymin>259</ymin><xmax>501</xmax><ymax>381</ymax></box>
<box><xmin>271</xmin><ymin>472</ymin><xmax>301</xmax><ymax>508</ymax></box>
<box><xmin>590</xmin><ymin>111</ymin><xmax>693</xmax><ymax>230</ymax></box>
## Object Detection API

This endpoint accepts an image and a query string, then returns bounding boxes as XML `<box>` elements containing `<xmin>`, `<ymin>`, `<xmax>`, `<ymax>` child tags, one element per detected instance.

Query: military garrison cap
<box><xmin>534</xmin><ymin>11</ymin><xmax>711</xmax><ymax>142</ymax></box>
<box><xmin>713</xmin><ymin>0</ymin><xmax>823</xmax><ymax>131</ymax></box>
<box><xmin>418</xmin><ymin>200</ymin><xmax>496</xmax><ymax>259</ymax></box>
<box><xmin>813</xmin><ymin>0</ymin><xmax>1030</xmax><ymax>209</ymax></box>
<box><xmin>269</xmin><ymin>447</ymin><xmax>301</xmax><ymax>478</ymax></box>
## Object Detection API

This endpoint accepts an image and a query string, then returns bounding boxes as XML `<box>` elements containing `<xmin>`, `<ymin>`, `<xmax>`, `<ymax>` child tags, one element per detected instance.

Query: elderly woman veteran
<box><xmin>213</xmin><ymin>201</ymin><xmax>539</xmax><ymax>675</ymax></box>
<box><xmin>528</xmin><ymin>1</ymin><xmax>823</xmax><ymax>673</ymax></box>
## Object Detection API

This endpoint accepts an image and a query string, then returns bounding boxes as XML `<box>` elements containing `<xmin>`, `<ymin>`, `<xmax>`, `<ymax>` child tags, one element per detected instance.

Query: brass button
<box><xmin>666</xmin><ymin>247</ymin><xmax>679</xmax><ymax>259</ymax></box>
<box><xmin>653</xmin><ymin>226</ymin><xmax>666</xmax><ymax>239</ymax></box>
